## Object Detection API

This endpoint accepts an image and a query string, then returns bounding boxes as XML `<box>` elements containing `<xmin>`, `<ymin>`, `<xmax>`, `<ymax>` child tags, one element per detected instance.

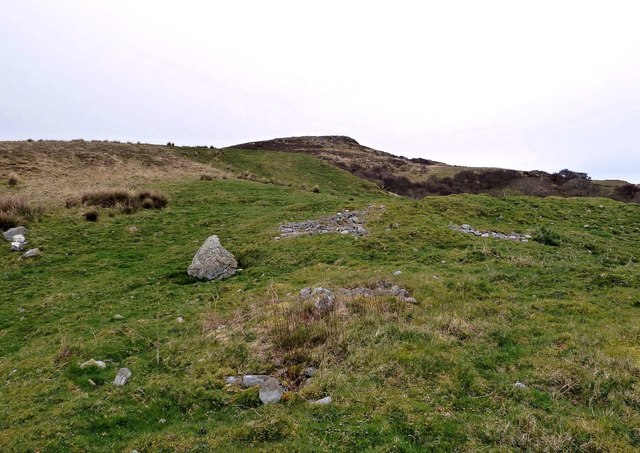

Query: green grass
<box><xmin>1</xmin><ymin>149</ymin><xmax>639</xmax><ymax>451</ymax></box>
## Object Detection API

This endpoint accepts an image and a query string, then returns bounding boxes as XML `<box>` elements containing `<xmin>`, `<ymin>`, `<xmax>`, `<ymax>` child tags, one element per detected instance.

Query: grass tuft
<box><xmin>0</xmin><ymin>196</ymin><xmax>43</xmax><ymax>230</ymax></box>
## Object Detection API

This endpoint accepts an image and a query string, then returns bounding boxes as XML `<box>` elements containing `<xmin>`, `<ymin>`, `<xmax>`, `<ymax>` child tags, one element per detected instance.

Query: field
<box><xmin>1</xmin><ymin>143</ymin><xmax>639</xmax><ymax>451</ymax></box>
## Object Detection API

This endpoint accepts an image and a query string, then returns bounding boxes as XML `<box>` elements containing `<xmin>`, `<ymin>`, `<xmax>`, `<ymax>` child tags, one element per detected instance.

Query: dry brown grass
<box><xmin>0</xmin><ymin>140</ymin><xmax>224</xmax><ymax>205</ymax></box>
<box><xmin>72</xmin><ymin>188</ymin><xmax>168</xmax><ymax>213</ymax></box>
<box><xmin>0</xmin><ymin>196</ymin><xmax>43</xmax><ymax>230</ymax></box>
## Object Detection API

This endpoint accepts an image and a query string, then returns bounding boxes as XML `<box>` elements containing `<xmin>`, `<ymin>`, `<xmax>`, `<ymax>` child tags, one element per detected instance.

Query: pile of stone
<box><xmin>276</xmin><ymin>205</ymin><xmax>384</xmax><ymax>239</ymax></box>
<box><xmin>225</xmin><ymin>374</ymin><xmax>286</xmax><ymax>404</ymax></box>
<box><xmin>3</xmin><ymin>226</ymin><xmax>40</xmax><ymax>258</ymax></box>
<box><xmin>449</xmin><ymin>224</ymin><xmax>531</xmax><ymax>242</ymax></box>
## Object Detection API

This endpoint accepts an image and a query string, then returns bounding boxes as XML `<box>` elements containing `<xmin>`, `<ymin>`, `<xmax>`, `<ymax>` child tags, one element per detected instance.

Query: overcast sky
<box><xmin>2</xmin><ymin>1</ymin><xmax>639</xmax><ymax>182</ymax></box>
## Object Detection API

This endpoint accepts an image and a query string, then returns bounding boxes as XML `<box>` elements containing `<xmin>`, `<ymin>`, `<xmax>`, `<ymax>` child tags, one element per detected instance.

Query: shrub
<box><xmin>200</xmin><ymin>174</ymin><xmax>214</xmax><ymax>181</ymax></box>
<box><xmin>312</xmin><ymin>184</ymin><xmax>320</xmax><ymax>193</ymax></box>
<box><xmin>7</xmin><ymin>173</ymin><xmax>19</xmax><ymax>186</ymax></box>
<box><xmin>83</xmin><ymin>209</ymin><xmax>98</xmax><ymax>222</ymax></box>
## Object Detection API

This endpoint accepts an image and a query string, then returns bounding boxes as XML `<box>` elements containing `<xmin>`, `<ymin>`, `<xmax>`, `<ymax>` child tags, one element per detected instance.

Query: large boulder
<box><xmin>187</xmin><ymin>235</ymin><xmax>237</xmax><ymax>281</ymax></box>
<box><xmin>4</xmin><ymin>226</ymin><xmax>27</xmax><ymax>241</ymax></box>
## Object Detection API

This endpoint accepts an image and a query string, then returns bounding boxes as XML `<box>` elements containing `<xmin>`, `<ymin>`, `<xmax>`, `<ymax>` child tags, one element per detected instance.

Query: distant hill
<box><xmin>231</xmin><ymin>136</ymin><xmax>639</xmax><ymax>202</ymax></box>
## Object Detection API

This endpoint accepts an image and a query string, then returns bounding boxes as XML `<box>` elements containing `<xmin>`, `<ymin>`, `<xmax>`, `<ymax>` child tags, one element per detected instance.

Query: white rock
<box><xmin>514</xmin><ymin>381</ymin><xmax>527</xmax><ymax>389</ymax></box>
<box><xmin>80</xmin><ymin>359</ymin><xmax>106</xmax><ymax>369</ymax></box>
<box><xmin>393</xmin><ymin>270</ymin><xmax>402</xmax><ymax>275</ymax></box>
<box><xmin>20</xmin><ymin>248</ymin><xmax>40</xmax><ymax>259</ymax></box>
<box><xmin>187</xmin><ymin>235</ymin><xmax>237</xmax><ymax>281</ymax></box>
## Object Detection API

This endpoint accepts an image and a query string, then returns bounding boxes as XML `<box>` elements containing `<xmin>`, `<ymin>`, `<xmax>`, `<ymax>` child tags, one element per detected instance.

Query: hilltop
<box><xmin>231</xmin><ymin>136</ymin><xmax>639</xmax><ymax>202</ymax></box>
<box><xmin>1</xmin><ymin>140</ymin><xmax>639</xmax><ymax>451</ymax></box>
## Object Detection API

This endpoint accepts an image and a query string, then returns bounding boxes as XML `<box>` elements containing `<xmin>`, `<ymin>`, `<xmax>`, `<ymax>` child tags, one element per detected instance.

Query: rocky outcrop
<box><xmin>187</xmin><ymin>235</ymin><xmax>237</xmax><ymax>281</ymax></box>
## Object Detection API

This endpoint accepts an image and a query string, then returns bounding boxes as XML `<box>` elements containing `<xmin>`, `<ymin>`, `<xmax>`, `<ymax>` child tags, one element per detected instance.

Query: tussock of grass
<box><xmin>71</xmin><ymin>188</ymin><xmax>168</xmax><ymax>213</ymax></box>
<box><xmin>7</xmin><ymin>173</ymin><xmax>19</xmax><ymax>186</ymax></box>
<box><xmin>0</xmin><ymin>196</ymin><xmax>42</xmax><ymax>230</ymax></box>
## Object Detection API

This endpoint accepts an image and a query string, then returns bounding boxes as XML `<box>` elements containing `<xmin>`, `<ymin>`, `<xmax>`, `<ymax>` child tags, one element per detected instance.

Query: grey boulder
<box><xmin>3</xmin><ymin>226</ymin><xmax>27</xmax><ymax>241</ymax></box>
<box><xmin>187</xmin><ymin>235</ymin><xmax>237</xmax><ymax>281</ymax></box>
<box><xmin>113</xmin><ymin>367</ymin><xmax>132</xmax><ymax>386</ymax></box>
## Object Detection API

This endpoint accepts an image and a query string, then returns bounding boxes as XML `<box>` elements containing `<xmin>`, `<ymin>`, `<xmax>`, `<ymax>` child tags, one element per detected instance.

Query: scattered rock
<box><xmin>258</xmin><ymin>378</ymin><xmax>285</xmax><ymax>404</ymax></box>
<box><xmin>20</xmin><ymin>248</ymin><xmax>40</xmax><ymax>259</ymax></box>
<box><xmin>80</xmin><ymin>359</ymin><xmax>106</xmax><ymax>369</ymax></box>
<box><xmin>393</xmin><ymin>270</ymin><xmax>402</xmax><ymax>275</ymax></box>
<box><xmin>3</xmin><ymin>226</ymin><xmax>27</xmax><ymax>241</ymax></box>
<box><xmin>113</xmin><ymin>368</ymin><xmax>132</xmax><ymax>386</ymax></box>
<box><xmin>88</xmin><ymin>379</ymin><xmax>97</xmax><ymax>386</ymax></box>
<box><xmin>176</xmin><ymin>317</ymin><xmax>184</xmax><ymax>323</ymax></box>
<box><xmin>299</xmin><ymin>287</ymin><xmax>312</xmax><ymax>298</ymax></box>
<box><xmin>10</xmin><ymin>234</ymin><xmax>26</xmax><ymax>251</ymax></box>
<box><xmin>17</xmin><ymin>307</ymin><xmax>25</xmax><ymax>312</ymax></box>
<box><xmin>187</xmin><ymin>235</ymin><xmax>237</xmax><ymax>281</ymax></box>
<box><xmin>311</xmin><ymin>287</ymin><xmax>334</xmax><ymax>313</ymax></box>
<box><xmin>127</xmin><ymin>226</ymin><xmax>139</xmax><ymax>233</ymax></box>
<box><xmin>276</xmin><ymin>205</ymin><xmax>384</xmax><ymax>239</ymax></box>
<box><xmin>449</xmin><ymin>224</ymin><xmax>531</xmax><ymax>242</ymax></box>
<box><xmin>159</xmin><ymin>418</ymin><xmax>167</xmax><ymax>424</ymax></box>
<box><xmin>113</xmin><ymin>314</ymin><xmax>124</xmax><ymax>320</ymax></box>
<box><xmin>311</xmin><ymin>396</ymin><xmax>332</xmax><ymax>405</ymax></box>
<box><xmin>514</xmin><ymin>381</ymin><xmax>527</xmax><ymax>389</ymax></box>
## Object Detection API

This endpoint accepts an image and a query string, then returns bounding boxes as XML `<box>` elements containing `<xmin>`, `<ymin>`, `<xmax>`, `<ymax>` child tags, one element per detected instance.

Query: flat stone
<box><xmin>242</xmin><ymin>374</ymin><xmax>271</xmax><ymax>388</ymax></box>
<box><xmin>20</xmin><ymin>248</ymin><xmax>40</xmax><ymax>259</ymax></box>
<box><xmin>113</xmin><ymin>367</ymin><xmax>132</xmax><ymax>386</ymax></box>
<box><xmin>225</xmin><ymin>376</ymin><xmax>242</xmax><ymax>386</ymax></box>
<box><xmin>312</xmin><ymin>396</ymin><xmax>332</xmax><ymax>405</ymax></box>
<box><xmin>3</xmin><ymin>226</ymin><xmax>27</xmax><ymax>241</ymax></box>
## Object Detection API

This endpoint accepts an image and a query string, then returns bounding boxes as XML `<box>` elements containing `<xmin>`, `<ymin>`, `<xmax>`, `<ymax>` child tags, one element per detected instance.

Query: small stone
<box><xmin>11</xmin><ymin>240</ymin><xmax>26</xmax><ymax>252</ymax></box>
<box><xmin>340</xmin><ymin>229</ymin><xmax>349</xmax><ymax>235</ymax></box>
<box><xmin>299</xmin><ymin>287</ymin><xmax>312</xmax><ymax>298</ymax></box>
<box><xmin>404</xmin><ymin>297</ymin><xmax>418</xmax><ymax>304</ymax></box>
<box><xmin>312</xmin><ymin>396</ymin><xmax>332</xmax><ymax>405</ymax></box>
<box><xmin>225</xmin><ymin>376</ymin><xmax>241</xmax><ymax>386</ymax></box>
<box><xmin>20</xmin><ymin>248</ymin><xmax>40</xmax><ymax>259</ymax></box>
<box><xmin>17</xmin><ymin>307</ymin><xmax>25</xmax><ymax>313</ymax></box>
<box><xmin>258</xmin><ymin>378</ymin><xmax>285</xmax><ymax>404</ymax></box>
<box><xmin>242</xmin><ymin>374</ymin><xmax>271</xmax><ymax>388</ymax></box>
<box><xmin>113</xmin><ymin>367</ymin><xmax>132</xmax><ymax>386</ymax></box>
<box><xmin>393</xmin><ymin>270</ymin><xmax>402</xmax><ymax>276</ymax></box>
<box><xmin>3</xmin><ymin>226</ymin><xmax>27</xmax><ymax>241</ymax></box>
<box><xmin>113</xmin><ymin>314</ymin><xmax>124</xmax><ymax>320</ymax></box>
<box><xmin>127</xmin><ymin>226</ymin><xmax>139</xmax><ymax>233</ymax></box>
<box><xmin>514</xmin><ymin>381</ymin><xmax>527</xmax><ymax>389</ymax></box>
<box><xmin>303</xmin><ymin>367</ymin><xmax>317</xmax><ymax>378</ymax></box>
<box><xmin>159</xmin><ymin>418</ymin><xmax>167</xmax><ymax>424</ymax></box>
<box><xmin>88</xmin><ymin>379</ymin><xmax>97</xmax><ymax>386</ymax></box>
<box><xmin>80</xmin><ymin>359</ymin><xmax>106</xmax><ymax>369</ymax></box>
<box><xmin>176</xmin><ymin>317</ymin><xmax>184</xmax><ymax>323</ymax></box>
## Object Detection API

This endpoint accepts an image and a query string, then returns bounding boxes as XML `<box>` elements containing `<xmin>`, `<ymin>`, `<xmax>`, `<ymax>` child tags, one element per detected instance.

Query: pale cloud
<box><xmin>1</xmin><ymin>1</ymin><xmax>639</xmax><ymax>181</ymax></box>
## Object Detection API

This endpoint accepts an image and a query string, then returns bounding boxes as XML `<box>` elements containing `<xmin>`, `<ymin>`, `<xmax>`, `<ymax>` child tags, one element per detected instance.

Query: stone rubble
<box><xmin>449</xmin><ymin>224</ymin><xmax>532</xmax><ymax>242</ymax></box>
<box><xmin>300</xmin><ymin>281</ymin><xmax>418</xmax><ymax>305</ymax></box>
<box><xmin>276</xmin><ymin>205</ymin><xmax>384</xmax><ymax>239</ymax></box>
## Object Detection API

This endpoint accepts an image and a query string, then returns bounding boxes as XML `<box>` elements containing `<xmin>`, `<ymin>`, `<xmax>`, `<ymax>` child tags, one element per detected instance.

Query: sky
<box><xmin>1</xmin><ymin>1</ymin><xmax>639</xmax><ymax>182</ymax></box>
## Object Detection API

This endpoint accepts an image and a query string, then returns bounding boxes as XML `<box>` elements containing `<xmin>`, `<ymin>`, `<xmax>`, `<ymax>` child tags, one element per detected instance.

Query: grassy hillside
<box><xmin>1</xmin><ymin>144</ymin><xmax>639</xmax><ymax>451</ymax></box>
